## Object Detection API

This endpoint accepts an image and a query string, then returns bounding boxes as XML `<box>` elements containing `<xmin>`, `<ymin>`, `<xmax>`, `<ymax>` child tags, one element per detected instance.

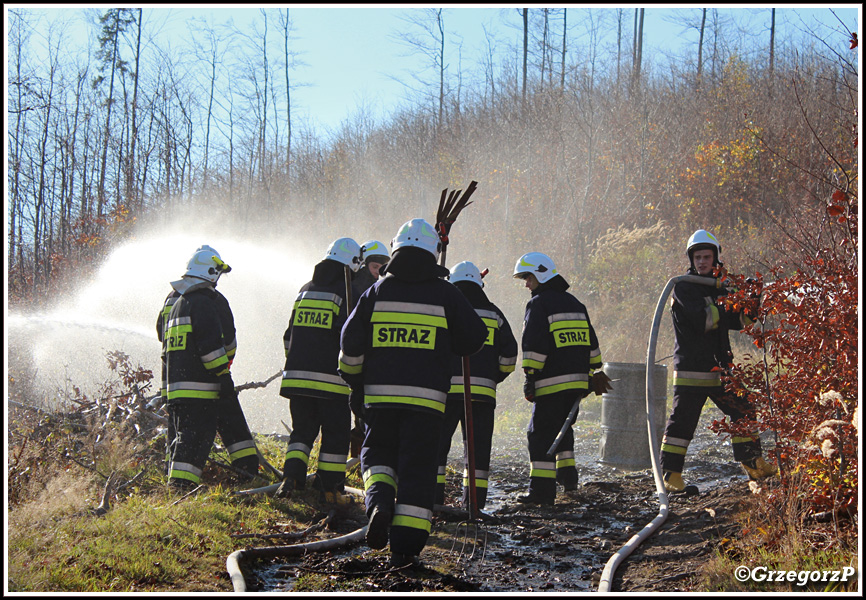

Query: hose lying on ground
<box><xmin>598</xmin><ymin>275</ymin><xmax>724</xmax><ymax>593</ymax></box>
<box><xmin>226</xmin><ymin>484</ymin><xmax>366</xmax><ymax>592</ymax></box>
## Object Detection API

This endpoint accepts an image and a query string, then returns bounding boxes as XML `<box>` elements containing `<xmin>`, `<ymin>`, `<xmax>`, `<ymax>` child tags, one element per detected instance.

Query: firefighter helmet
<box><xmin>324</xmin><ymin>237</ymin><xmax>362</xmax><ymax>272</ymax></box>
<box><xmin>360</xmin><ymin>240</ymin><xmax>390</xmax><ymax>265</ymax></box>
<box><xmin>686</xmin><ymin>229</ymin><xmax>721</xmax><ymax>264</ymax></box>
<box><xmin>185</xmin><ymin>245</ymin><xmax>231</xmax><ymax>284</ymax></box>
<box><xmin>391</xmin><ymin>218</ymin><xmax>441</xmax><ymax>258</ymax></box>
<box><xmin>449</xmin><ymin>261</ymin><xmax>484</xmax><ymax>288</ymax></box>
<box><xmin>513</xmin><ymin>252</ymin><xmax>558</xmax><ymax>284</ymax></box>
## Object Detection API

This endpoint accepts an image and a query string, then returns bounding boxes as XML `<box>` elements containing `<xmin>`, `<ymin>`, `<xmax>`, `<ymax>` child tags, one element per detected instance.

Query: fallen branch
<box><xmin>231</xmin><ymin>510</ymin><xmax>335</xmax><ymax>541</ymax></box>
<box><xmin>235</xmin><ymin>371</ymin><xmax>282</xmax><ymax>392</ymax></box>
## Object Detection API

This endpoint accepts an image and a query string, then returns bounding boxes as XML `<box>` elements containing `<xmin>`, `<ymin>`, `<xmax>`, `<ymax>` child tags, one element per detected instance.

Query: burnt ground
<box><xmin>241</xmin><ymin>417</ymin><xmax>758</xmax><ymax>593</ymax></box>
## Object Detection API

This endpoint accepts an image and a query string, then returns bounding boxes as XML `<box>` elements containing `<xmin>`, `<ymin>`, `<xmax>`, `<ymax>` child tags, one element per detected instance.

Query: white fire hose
<box><xmin>598</xmin><ymin>274</ymin><xmax>725</xmax><ymax>592</ymax></box>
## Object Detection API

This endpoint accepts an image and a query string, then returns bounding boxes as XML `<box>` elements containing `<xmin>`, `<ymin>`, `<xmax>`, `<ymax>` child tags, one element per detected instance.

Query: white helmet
<box><xmin>323</xmin><ymin>237</ymin><xmax>362</xmax><ymax>272</ymax></box>
<box><xmin>449</xmin><ymin>261</ymin><xmax>484</xmax><ymax>288</ymax></box>
<box><xmin>360</xmin><ymin>240</ymin><xmax>390</xmax><ymax>264</ymax></box>
<box><xmin>513</xmin><ymin>252</ymin><xmax>558</xmax><ymax>284</ymax></box>
<box><xmin>686</xmin><ymin>229</ymin><xmax>721</xmax><ymax>262</ymax></box>
<box><xmin>391</xmin><ymin>218</ymin><xmax>441</xmax><ymax>258</ymax></box>
<box><xmin>185</xmin><ymin>245</ymin><xmax>231</xmax><ymax>284</ymax></box>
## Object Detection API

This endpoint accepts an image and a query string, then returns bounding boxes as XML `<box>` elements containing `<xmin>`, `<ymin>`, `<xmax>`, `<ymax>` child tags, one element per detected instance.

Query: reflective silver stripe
<box><xmin>226</xmin><ymin>440</ymin><xmax>256</xmax><ymax>453</ymax></box>
<box><xmin>338</xmin><ymin>351</ymin><xmax>364</xmax><ymax>367</ymax></box>
<box><xmin>464</xmin><ymin>469</ymin><xmax>490</xmax><ymax>479</ymax></box>
<box><xmin>167</xmin><ymin>316</ymin><xmax>192</xmax><ymax>328</ymax></box>
<box><xmin>523</xmin><ymin>351</ymin><xmax>547</xmax><ymax>363</ymax></box>
<box><xmin>536</xmin><ymin>373</ymin><xmax>588</xmax><ymax>388</ymax></box>
<box><xmin>299</xmin><ymin>290</ymin><xmax>343</xmax><ymax>305</ymax></box>
<box><xmin>530</xmin><ymin>460</ymin><xmax>556</xmax><ymax>470</ymax></box>
<box><xmin>167</xmin><ymin>381</ymin><xmax>221</xmax><ymax>392</ymax></box>
<box><xmin>288</xmin><ymin>442</ymin><xmax>311</xmax><ymax>454</ymax></box>
<box><xmin>282</xmin><ymin>370</ymin><xmax>347</xmax><ymax>385</ymax></box>
<box><xmin>499</xmin><ymin>355</ymin><xmax>517</xmax><ymax>366</ymax></box>
<box><xmin>437</xmin><ymin>465</ymin><xmax>447</xmax><ymax>475</ymax></box>
<box><xmin>662</xmin><ymin>436</ymin><xmax>691</xmax><ymax>448</ymax></box>
<box><xmin>201</xmin><ymin>347</ymin><xmax>227</xmax><ymax>364</ymax></box>
<box><xmin>373</xmin><ymin>300</ymin><xmax>446</xmax><ymax>318</ymax></box>
<box><xmin>556</xmin><ymin>451</ymin><xmax>575</xmax><ymax>460</ymax></box>
<box><xmin>364</xmin><ymin>384</ymin><xmax>447</xmax><ymax>403</ymax></box>
<box><xmin>319</xmin><ymin>452</ymin><xmax>348</xmax><ymax>463</ymax></box>
<box><xmin>363</xmin><ymin>465</ymin><xmax>398</xmax><ymax>481</ymax></box>
<box><xmin>674</xmin><ymin>370</ymin><xmax>719</xmax><ymax>381</ymax></box>
<box><xmin>589</xmin><ymin>348</ymin><xmax>601</xmax><ymax>358</ymax></box>
<box><xmin>169</xmin><ymin>461</ymin><xmax>202</xmax><ymax>477</ymax></box>
<box><xmin>449</xmin><ymin>375</ymin><xmax>497</xmax><ymax>388</ymax></box>
<box><xmin>475</xmin><ymin>308</ymin><xmax>499</xmax><ymax>322</ymax></box>
<box><xmin>225</xmin><ymin>338</ymin><xmax>238</xmax><ymax>353</ymax></box>
<box><xmin>548</xmin><ymin>311</ymin><xmax>587</xmax><ymax>324</ymax></box>
<box><xmin>394</xmin><ymin>503</ymin><xmax>433</xmax><ymax>521</ymax></box>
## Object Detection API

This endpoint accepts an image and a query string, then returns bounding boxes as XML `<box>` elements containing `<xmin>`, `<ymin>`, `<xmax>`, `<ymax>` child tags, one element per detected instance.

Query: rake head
<box><xmin>435</xmin><ymin>180</ymin><xmax>478</xmax><ymax>246</ymax></box>
<box><xmin>449</xmin><ymin>514</ymin><xmax>488</xmax><ymax>562</ymax></box>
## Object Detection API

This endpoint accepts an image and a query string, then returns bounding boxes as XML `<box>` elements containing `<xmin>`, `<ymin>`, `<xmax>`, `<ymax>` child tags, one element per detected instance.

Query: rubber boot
<box><xmin>274</xmin><ymin>478</ymin><xmax>294</xmax><ymax>499</ymax></box>
<box><xmin>741</xmin><ymin>456</ymin><xmax>776</xmax><ymax>480</ymax></box>
<box><xmin>663</xmin><ymin>471</ymin><xmax>685</xmax><ymax>493</ymax></box>
<box><xmin>365</xmin><ymin>505</ymin><xmax>393</xmax><ymax>550</ymax></box>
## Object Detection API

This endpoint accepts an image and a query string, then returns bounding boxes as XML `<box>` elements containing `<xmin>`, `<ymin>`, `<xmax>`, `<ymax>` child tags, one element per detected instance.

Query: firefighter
<box><xmin>339</xmin><ymin>218</ymin><xmax>487</xmax><ymax>568</ymax></box>
<box><xmin>274</xmin><ymin>237</ymin><xmax>362</xmax><ymax>504</ymax></box>
<box><xmin>348</xmin><ymin>240</ymin><xmax>391</xmax><ymax>458</ymax></box>
<box><xmin>660</xmin><ymin>229</ymin><xmax>775</xmax><ymax>492</ymax></box>
<box><xmin>352</xmin><ymin>240</ymin><xmax>390</xmax><ymax>299</ymax></box>
<box><xmin>434</xmin><ymin>261</ymin><xmax>518</xmax><ymax>511</ymax></box>
<box><xmin>513</xmin><ymin>252</ymin><xmax>609</xmax><ymax>505</ymax></box>
<box><xmin>159</xmin><ymin>245</ymin><xmax>258</xmax><ymax>489</ymax></box>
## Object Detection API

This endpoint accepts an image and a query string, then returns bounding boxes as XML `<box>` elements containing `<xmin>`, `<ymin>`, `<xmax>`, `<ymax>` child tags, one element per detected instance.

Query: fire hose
<box><xmin>227</xmin><ymin>485</ymin><xmax>366</xmax><ymax>592</ymax></box>
<box><xmin>598</xmin><ymin>274</ymin><xmax>727</xmax><ymax>592</ymax></box>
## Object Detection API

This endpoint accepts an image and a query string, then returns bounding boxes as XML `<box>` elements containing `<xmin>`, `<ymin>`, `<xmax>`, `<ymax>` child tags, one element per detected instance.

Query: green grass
<box><xmin>7</xmin><ymin>432</ymin><xmax>337</xmax><ymax>593</ymax></box>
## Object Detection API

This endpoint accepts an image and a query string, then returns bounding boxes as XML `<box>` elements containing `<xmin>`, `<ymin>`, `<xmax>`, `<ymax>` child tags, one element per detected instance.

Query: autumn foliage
<box><xmin>714</xmin><ymin>187</ymin><xmax>858</xmax><ymax>522</ymax></box>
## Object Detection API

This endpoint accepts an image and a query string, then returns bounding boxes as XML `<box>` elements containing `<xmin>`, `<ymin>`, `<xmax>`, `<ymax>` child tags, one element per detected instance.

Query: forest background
<box><xmin>5</xmin><ymin>6</ymin><xmax>860</xmax><ymax>528</ymax></box>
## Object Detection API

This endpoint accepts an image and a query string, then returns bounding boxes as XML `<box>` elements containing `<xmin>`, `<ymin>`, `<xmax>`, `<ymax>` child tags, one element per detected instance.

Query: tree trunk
<box><xmin>522</xmin><ymin>8</ymin><xmax>528</xmax><ymax>106</ymax></box>
<box><xmin>697</xmin><ymin>8</ymin><xmax>706</xmax><ymax>90</ymax></box>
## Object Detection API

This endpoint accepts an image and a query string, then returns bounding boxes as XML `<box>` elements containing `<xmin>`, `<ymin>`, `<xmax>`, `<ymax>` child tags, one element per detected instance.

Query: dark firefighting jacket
<box><xmin>280</xmin><ymin>259</ymin><xmax>352</xmax><ymax>401</ymax></box>
<box><xmin>670</xmin><ymin>266</ymin><xmax>750</xmax><ymax>388</ymax></box>
<box><xmin>157</xmin><ymin>282</ymin><xmax>237</xmax><ymax>399</ymax></box>
<box><xmin>338</xmin><ymin>247</ymin><xmax>488</xmax><ymax>416</ymax></box>
<box><xmin>521</xmin><ymin>275</ymin><xmax>603</xmax><ymax>399</ymax></box>
<box><xmin>447</xmin><ymin>281</ymin><xmax>518</xmax><ymax>406</ymax></box>
<box><xmin>161</xmin><ymin>279</ymin><xmax>231</xmax><ymax>403</ymax></box>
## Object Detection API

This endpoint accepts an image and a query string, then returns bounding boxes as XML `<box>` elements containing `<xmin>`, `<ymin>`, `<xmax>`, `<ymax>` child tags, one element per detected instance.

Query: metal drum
<box><xmin>598</xmin><ymin>362</ymin><xmax>668</xmax><ymax>471</ymax></box>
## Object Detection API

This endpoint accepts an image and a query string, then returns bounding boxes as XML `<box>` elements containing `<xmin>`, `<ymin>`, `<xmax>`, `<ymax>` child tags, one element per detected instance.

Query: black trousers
<box><xmin>526</xmin><ymin>395</ymin><xmax>581</xmax><ymax>502</ymax></box>
<box><xmin>166</xmin><ymin>385</ymin><xmax>258</xmax><ymax>485</ymax></box>
<box><xmin>435</xmin><ymin>398</ymin><xmax>495</xmax><ymax>509</ymax></box>
<box><xmin>283</xmin><ymin>395</ymin><xmax>351</xmax><ymax>492</ymax></box>
<box><xmin>361</xmin><ymin>408</ymin><xmax>442</xmax><ymax>557</ymax></box>
<box><xmin>659</xmin><ymin>385</ymin><xmax>761</xmax><ymax>473</ymax></box>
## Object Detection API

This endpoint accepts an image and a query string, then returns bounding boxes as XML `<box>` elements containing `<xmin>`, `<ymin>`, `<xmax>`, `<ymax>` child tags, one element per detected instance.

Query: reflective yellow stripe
<box><xmin>661</xmin><ymin>443</ymin><xmax>687</xmax><ymax>455</ymax></box>
<box><xmin>281</xmin><ymin>378</ymin><xmax>350</xmax><ymax>395</ymax></box>
<box><xmin>371</xmin><ymin>311</ymin><xmax>447</xmax><ymax>328</ymax></box>
<box><xmin>392</xmin><ymin>514</ymin><xmax>432</xmax><ymax>533</ymax></box>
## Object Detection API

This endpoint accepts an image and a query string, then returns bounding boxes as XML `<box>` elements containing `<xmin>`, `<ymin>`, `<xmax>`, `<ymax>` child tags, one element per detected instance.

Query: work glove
<box><xmin>591</xmin><ymin>371</ymin><xmax>613</xmax><ymax>396</ymax></box>
<box><xmin>349</xmin><ymin>387</ymin><xmax>366</xmax><ymax>421</ymax></box>
<box><xmin>523</xmin><ymin>369</ymin><xmax>537</xmax><ymax>402</ymax></box>
<box><xmin>218</xmin><ymin>373</ymin><xmax>237</xmax><ymax>398</ymax></box>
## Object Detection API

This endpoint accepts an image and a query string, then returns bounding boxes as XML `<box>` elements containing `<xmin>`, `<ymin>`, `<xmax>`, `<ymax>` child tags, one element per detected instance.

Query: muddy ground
<box><xmin>240</xmin><ymin>415</ymin><xmax>757</xmax><ymax>593</ymax></box>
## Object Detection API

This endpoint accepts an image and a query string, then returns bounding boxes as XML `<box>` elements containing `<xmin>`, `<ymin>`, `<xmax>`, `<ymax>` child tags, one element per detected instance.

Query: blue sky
<box><xmin>6</xmin><ymin>4</ymin><xmax>861</xmax><ymax>139</ymax></box>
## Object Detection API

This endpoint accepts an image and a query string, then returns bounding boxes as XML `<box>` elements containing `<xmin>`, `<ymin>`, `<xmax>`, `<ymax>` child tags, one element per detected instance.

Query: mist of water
<box><xmin>6</xmin><ymin>230</ymin><xmax>325</xmax><ymax>434</ymax></box>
